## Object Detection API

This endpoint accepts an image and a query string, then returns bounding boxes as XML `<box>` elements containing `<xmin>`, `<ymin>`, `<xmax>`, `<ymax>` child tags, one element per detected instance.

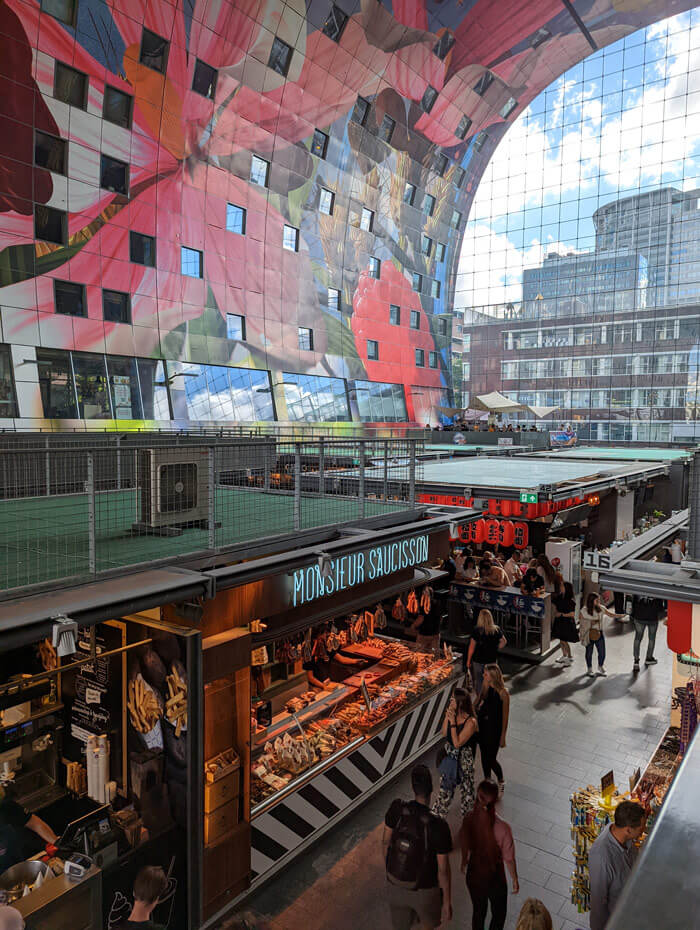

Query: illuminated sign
<box><xmin>291</xmin><ymin>534</ymin><xmax>430</xmax><ymax>607</ymax></box>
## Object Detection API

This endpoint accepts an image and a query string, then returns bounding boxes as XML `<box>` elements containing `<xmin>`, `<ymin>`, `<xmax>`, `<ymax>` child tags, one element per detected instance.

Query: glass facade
<box><xmin>282</xmin><ymin>373</ymin><xmax>350</xmax><ymax>422</ymax></box>
<box><xmin>457</xmin><ymin>10</ymin><xmax>700</xmax><ymax>442</ymax></box>
<box><xmin>351</xmin><ymin>381</ymin><xmax>407</xmax><ymax>422</ymax></box>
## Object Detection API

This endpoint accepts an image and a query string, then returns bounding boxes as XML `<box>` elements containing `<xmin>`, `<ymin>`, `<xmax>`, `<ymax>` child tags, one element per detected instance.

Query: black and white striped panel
<box><xmin>251</xmin><ymin>683</ymin><xmax>453</xmax><ymax>880</ymax></box>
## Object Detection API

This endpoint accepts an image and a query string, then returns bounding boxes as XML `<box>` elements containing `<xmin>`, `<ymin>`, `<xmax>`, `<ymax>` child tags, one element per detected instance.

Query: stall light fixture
<box><xmin>317</xmin><ymin>551</ymin><xmax>333</xmax><ymax>578</ymax></box>
<box><xmin>449</xmin><ymin>522</ymin><xmax>458</xmax><ymax>538</ymax></box>
<box><xmin>51</xmin><ymin>615</ymin><xmax>78</xmax><ymax>657</ymax></box>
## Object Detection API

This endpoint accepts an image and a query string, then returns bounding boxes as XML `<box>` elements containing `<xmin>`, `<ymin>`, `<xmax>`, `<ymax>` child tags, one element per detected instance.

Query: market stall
<box><xmin>0</xmin><ymin>614</ymin><xmax>199</xmax><ymax>930</ymax></box>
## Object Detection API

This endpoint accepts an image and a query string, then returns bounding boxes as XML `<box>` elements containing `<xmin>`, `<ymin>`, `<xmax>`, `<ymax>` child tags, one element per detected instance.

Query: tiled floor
<box><xmin>225</xmin><ymin>620</ymin><xmax>672</xmax><ymax>930</ymax></box>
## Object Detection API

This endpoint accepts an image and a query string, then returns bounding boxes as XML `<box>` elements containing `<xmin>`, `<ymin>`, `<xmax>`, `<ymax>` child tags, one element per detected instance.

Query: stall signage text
<box><xmin>291</xmin><ymin>534</ymin><xmax>430</xmax><ymax>607</ymax></box>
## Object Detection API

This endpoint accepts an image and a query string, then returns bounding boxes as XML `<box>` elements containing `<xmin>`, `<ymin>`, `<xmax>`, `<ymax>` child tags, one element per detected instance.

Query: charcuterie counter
<box><xmin>248</xmin><ymin>637</ymin><xmax>460</xmax><ymax>886</ymax></box>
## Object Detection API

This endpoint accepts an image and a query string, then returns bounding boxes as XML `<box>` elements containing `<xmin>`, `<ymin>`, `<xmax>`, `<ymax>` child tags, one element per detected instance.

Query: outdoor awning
<box><xmin>473</xmin><ymin>392</ymin><xmax>524</xmax><ymax>413</ymax></box>
<box><xmin>527</xmin><ymin>405</ymin><xmax>559</xmax><ymax>418</ymax></box>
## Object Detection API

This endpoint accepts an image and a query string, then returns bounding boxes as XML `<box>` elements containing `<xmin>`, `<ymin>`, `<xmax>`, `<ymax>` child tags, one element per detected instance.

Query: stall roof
<box><xmin>529</xmin><ymin>446</ymin><xmax>695</xmax><ymax>462</ymax></box>
<box><xmin>414</xmin><ymin>457</ymin><xmax>668</xmax><ymax>500</ymax></box>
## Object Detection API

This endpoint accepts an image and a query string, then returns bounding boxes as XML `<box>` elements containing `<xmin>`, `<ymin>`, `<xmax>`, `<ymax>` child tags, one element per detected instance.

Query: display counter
<box><xmin>450</xmin><ymin>579</ymin><xmax>553</xmax><ymax>657</ymax></box>
<box><xmin>249</xmin><ymin>637</ymin><xmax>460</xmax><ymax>886</ymax></box>
<box><xmin>13</xmin><ymin>862</ymin><xmax>102</xmax><ymax>930</ymax></box>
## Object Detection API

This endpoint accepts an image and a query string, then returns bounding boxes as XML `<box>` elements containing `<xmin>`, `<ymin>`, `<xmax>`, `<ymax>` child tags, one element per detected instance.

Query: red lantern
<box><xmin>513</xmin><ymin>522</ymin><xmax>529</xmax><ymax>550</ymax></box>
<box><xmin>488</xmin><ymin>499</ymin><xmax>500</xmax><ymax>515</ymax></box>
<box><xmin>500</xmin><ymin>500</ymin><xmax>512</xmax><ymax>517</ymax></box>
<box><xmin>474</xmin><ymin>519</ymin><xmax>486</xmax><ymax>544</ymax></box>
<box><xmin>667</xmin><ymin>600</ymin><xmax>693</xmax><ymax>654</ymax></box>
<box><xmin>526</xmin><ymin>503</ymin><xmax>539</xmax><ymax>520</ymax></box>
<box><xmin>485</xmin><ymin>519</ymin><xmax>500</xmax><ymax>546</ymax></box>
<box><xmin>499</xmin><ymin>520</ymin><xmax>515</xmax><ymax>547</ymax></box>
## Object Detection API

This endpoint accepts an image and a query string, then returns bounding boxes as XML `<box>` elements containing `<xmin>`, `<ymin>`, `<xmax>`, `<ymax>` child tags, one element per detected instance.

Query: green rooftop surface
<box><xmin>0</xmin><ymin>487</ymin><xmax>405</xmax><ymax>593</ymax></box>
<box><xmin>532</xmin><ymin>446</ymin><xmax>694</xmax><ymax>462</ymax></box>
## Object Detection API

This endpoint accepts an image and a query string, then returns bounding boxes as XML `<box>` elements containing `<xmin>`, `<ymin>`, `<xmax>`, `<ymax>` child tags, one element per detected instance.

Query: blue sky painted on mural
<box><xmin>457</xmin><ymin>8</ymin><xmax>700</xmax><ymax>310</ymax></box>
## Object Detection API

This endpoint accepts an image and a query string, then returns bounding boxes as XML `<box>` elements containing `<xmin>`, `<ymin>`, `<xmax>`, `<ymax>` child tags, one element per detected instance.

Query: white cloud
<box><xmin>458</xmin><ymin>12</ymin><xmax>700</xmax><ymax>309</ymax></box>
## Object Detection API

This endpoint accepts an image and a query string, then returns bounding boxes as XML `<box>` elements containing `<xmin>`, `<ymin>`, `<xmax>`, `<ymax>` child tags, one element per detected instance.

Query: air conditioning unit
<box><xmin>134</xmin><ymin>448</ymin><xmax>210</xmax><ymax>536</ymax></box>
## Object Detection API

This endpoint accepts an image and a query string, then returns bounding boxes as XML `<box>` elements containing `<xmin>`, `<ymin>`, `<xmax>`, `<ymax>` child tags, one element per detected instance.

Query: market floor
<box><xmin>224</xmin><ymin>622</ymin><xmax>673</xmax><ymax>930</ymax></box>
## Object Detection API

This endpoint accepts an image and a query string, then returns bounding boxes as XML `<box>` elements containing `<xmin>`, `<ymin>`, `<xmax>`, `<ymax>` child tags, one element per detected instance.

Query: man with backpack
<box><xmin>383</xmin><ymin>764</ymin><xmax>453</xmax><ymax>929</ymax></box>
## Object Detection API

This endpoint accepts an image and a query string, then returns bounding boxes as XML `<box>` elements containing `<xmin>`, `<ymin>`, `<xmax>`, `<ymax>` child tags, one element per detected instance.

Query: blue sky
<box><xmin>457</xmin><ymin>8</ymin><xmax>700</xmax><ymax>310</ymax></box>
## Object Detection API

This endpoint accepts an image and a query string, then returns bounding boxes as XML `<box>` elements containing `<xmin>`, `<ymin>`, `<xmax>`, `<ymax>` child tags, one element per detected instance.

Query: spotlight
<box><xmin>317</xmin><ymin>552</ymin><xmax>333</xmax><ymax>578</ymax></box>
<box><xmin>449</xmin><ymin>522</ymin><xmax>458</xmax><ymax>538</ymax></box>
<box><xmin>51</xmin><ymin>616</ymin><xmax>78</xmax><ymax>658</ymax></box>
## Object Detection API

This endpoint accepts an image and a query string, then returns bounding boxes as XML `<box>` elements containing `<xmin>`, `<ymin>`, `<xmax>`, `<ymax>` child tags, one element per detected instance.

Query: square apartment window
<box><xmin>455</xmin><ymin>114</ymin><xmax>472</xmax><ymax>140</ymax></box>
<box><xmin>433</xmin><ymin>31</ymin><xmax>455</xmax><ymax>60</ymax></box>
<box><xmin>250</xmin><ymin>154</ymin><xmax>270</xmax><ymax>187</ymax></box>
<box><xmin>473</xmin><ymin>71</ymin><xmax>494</xmax><ymax>96</ymax></box>
<box><xmin>368</xmin><ymin>257</ymin><xmax>381</xmax><ymax>279</ymax></box>
<box><xmin>412</xmin><ymin>272</ymin><xmax>423</xmax><ymax>292</ymax></box>
<box><xmin>423</xmin><ymin>194</ymin><xmax>436</xmax><ymax>217</ymax></box>
<box><xmin>35</xmin><ymin>204</ymin><xmax>66</xmax><ymax>244</ymax></box>
<box><xmin>438</xmin><ymin>318</ymin><xmax>448</xmax><ymax>335</ymax></box>
<box><xmin>34</xmin><ymin>130</ymin><xmax>66</xmax><ymax>175</ymax></box>
<box><xmin>311</xmin><ymin>128</ymin><xmax>329</xmax><ymax>159</ymax></box>
<box><xmin>54</xmin><ymin>61</ymin><xmax>87</xmax><ymax>109</ymax></box>
<box><xmin>473</xmin><ymin>131</ymin><xmax>487</xmax><ymax>152</ymax></box>
<box><xmin>435</xmin><ymin>242</ymin><xmax>446</xmax><ymax>262</ymax></box>
<box><xmin>454</xmin><ymin>167</ymin><xmax>466</xmax><ymax>188</ymax></box>
<box><xmin>319</xmin><ymin>188</ymin><xmax>334</xmax><ymax>215</ymax></box>
<box><xmin>421</xmin><ymin>84</ymin><xmax>439</xmax><ymax>113</ymax></box>
<box><xmin>322</xmin><ymin>4</ymin><xmax>348</xmax><ymax>42</ymax></box>
<box><xmin>404</xmin><ymin>183</ymin><xmax>416</xmax><ymax>205</ymax></box>
<box><xmin>102</xmin><ymin>289</ymin><xmax>131</xmax><ymax>324</ymax></box>
<box><xmin>360</xmin><ymin>208</ymin><xmax>374</xmax><ymax>232</ymax></box>
<box><xmin>268</xmin><ymin>37</ymin><xmax>292</xmax><ymax>77</ymax></box>
<box><xmin>283</xmin><ymin>225</ymin><xmax>299</xmax><ymax>251</ymax></box>
<box><xmin>367</xmin><ymin>339</ymin><xmax>379</xmax><ymax>361</ymax></box>
<box><xmin>421</xmin><ymin>235</ymin><xmax>432</xmax><ymax>257</ymax></box>
<box><xmin>298</xmin><ymin>327</ymin><xmax>314</xmax><ymax>351</ymax></box>
<box><xmin>451</xmin><ymin>209</ymin><xmax>462</xmax><ymax>229</ymax></box>
<box><xmin>103</xmin><ymin>85</ymin><xmax>132</xmax><ymax>128</ymax></box>
<box><xmin>328</xmin><ymin>288</ymin><xmax>340</xmax><ymax>312</ymax></box>
<box><xmin>429</xmin><ymin>351</ymin><xmax>438</xmax><ymax>369</ymax></box>
<box><xmin>500</xmin><ymin>97</ymin><xmax>517</xmax><ymax>119</ymax></box>
<box><xmin>390</xmin><ymin>304</ymin><xmax>400</xmax><ymax>325</ymax></box>
<box><xmin>100</xmin><ymin>154</ymin><xmax>129</xmax><ymax>195</ymax></box>
<box><xmin>192</xmin><ymin>59</ymin><xmax>217</xmax><ymax>99</ymax></box>
<box><xmin>130</xmin><ymin>231</ymin><xmax>156</xmax><ymax>266</ymax></box>
<box><xmin>54</xmin><ymin>279</ymin><xmax>85</xmax><ymax>316</ymax></box>
<box><xmin>352</xmin><ymin>96</ymin><xmax>370</xmax><ymax>126</ymax></box>
<box><xmin>181</xmin><ymin>246</ymin><xmax>203</xmax><ymax>278</ymax></box>
<box><xmin>410</xmin><ymin>309</ymin><xmax>421</xmax><ymax>329</ymax></box>
<box><xmin>378</xmin><ymin>114</ymin><xmax>395</xmax><ymax>143</ymax></box>
<box><xmin>226</xmin><ymin>203</ymin><xmax>246</xmax><ymax>234</ymax></box>
<box><xmin>41</xmin><ymin>0</ymin><xmax>76</xmax><ymax>25</ymax></box>
<box><xmin>430</xmin><ymin>279</ymin><xmax>441</xmax><ymax>298</ymax></box>
<box><xmin>415</xmin><ymin>348</ymin><xmax>425</xmax><ymax>367</ymax></box>
<box><xmin>140</xmin><ymin>28</ymin><xmax>169</xmax><ymax>74</ymax></box>
<box><xmin>434</xmin><ymin>153</ymin><xmax>449</xmax><ymax>176</ymax></box>
<box><xmin>226</xmin><ymin>313</ymin><xmax>246</xmax><ymax>340</ymax></box>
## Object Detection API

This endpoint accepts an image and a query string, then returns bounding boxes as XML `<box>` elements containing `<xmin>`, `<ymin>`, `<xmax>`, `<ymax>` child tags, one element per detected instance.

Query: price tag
<box><xmin>361</xmin><ymin>679</ymin><xmax>372</xmax><ymax>712</ymax></box>
<box><xmin>601</xmin><ymin>769</ymin><xmax>615</xmax><ymax>798</ymax></box>
<box><xmin>85</xmin><ymin>688</ymin><xmax>101</xmax><ymax>705</ymax></box>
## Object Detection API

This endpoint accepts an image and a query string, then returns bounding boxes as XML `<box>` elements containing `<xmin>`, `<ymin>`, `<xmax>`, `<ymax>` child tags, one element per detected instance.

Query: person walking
<box><xmin>432</xmin><ymin>689</ymin><xmax>478</xmax><ymax>818</ymax></box>
<box><xmin>579</xmin><ymin>592</ymin><xmax>622</xmax><ymax>677</ymax></box>
<box><xmin>384</xmin><ymin>764</ymin><xmax>452</xmax><ymax>930</ymax></box>
<box><xmin>467</xmin><ymin>610</ymin><xmax>506</xmax><ymax>698</ymax></box>
<box><xmin>515</xmin><ymin>899</ymin><xmax>552</xmax><ymax>930</ymax></box>
<box><xmin>588</xmin><ymin>801</ymin><xmax>645</xmax><ymax>930</ymax></box>
<box><xmin>552</xmin><ymin>580</ymin><xmax>578</xmax><ymax>666</ymax></box>
<box><xmin>459</xmin><ymin>780</ymin><xmax>519</xmax><ymax>930</ymax></box>
<box><xmin>476</xmin><ymin>664</ymin><xmax>510</xmax><ymax>795</ymax></box>
<box><xmin>631</xmin><ymin>595</ymin><xmax>666</xmax><ymax>672</ymax></box>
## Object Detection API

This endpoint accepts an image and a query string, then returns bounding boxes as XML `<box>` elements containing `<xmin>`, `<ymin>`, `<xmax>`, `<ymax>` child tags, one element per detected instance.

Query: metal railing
<box><xmin>0</xmin><ymin>434</ymin><xmax>423</xmax><ymax>597</ymax></box>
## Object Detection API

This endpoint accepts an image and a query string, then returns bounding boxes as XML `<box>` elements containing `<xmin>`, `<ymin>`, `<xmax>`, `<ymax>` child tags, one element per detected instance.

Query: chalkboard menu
<box><xmin>63</xmin><ymin>624</ymin><xmax>123</xmax><ymax>777</ymax></box>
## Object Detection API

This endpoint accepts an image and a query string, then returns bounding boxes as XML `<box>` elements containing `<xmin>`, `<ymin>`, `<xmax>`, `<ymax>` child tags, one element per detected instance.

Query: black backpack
<box><xmin>386</xmin><ymin>804</ymin><xmax>430</xmax><ymax>889</ymax></box>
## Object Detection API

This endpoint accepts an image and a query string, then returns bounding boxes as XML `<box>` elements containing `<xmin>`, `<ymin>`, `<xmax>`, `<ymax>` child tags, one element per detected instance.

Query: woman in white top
<box><xmin>535</xmin><ymin>554</ymin><xmax>557</xmax><ymax>594</ymax></box>
<box><xmin>579</xmin><ymin>592</ymin><xmax>624</xmax><ymax>677</ymax></box>
<box><xmin>503</xmin><ymin>555</ymin><xmax>522</xmax><ymax>586</ymax></box>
